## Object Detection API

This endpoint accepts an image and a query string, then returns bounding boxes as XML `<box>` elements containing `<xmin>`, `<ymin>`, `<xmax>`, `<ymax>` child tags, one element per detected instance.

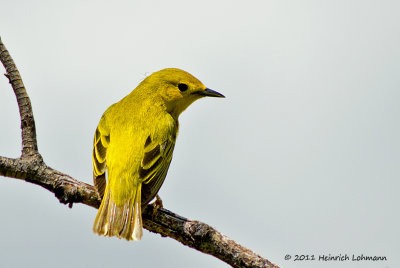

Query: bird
<box><xmin>92</xmin><ymin>68</ymin><xmax>224</xmax><ymax>240</ymax></box>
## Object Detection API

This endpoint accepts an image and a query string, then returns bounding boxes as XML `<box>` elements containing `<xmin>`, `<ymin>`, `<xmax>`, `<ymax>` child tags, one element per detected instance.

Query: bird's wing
<box><xmin>92</xmin><ymin>115</ymin><xmax>111</xmax><ymax>198</ymax></box>
<box><xmin>140</xmin><ymin>135</ymin><xmax>175</xmax><ymax>205</ymax></box>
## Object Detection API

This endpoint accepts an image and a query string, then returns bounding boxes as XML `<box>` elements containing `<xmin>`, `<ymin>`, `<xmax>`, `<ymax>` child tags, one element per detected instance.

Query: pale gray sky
<box><xmin>1</xmin><ymin>1</ymin><xmax>399</xmax><ymax>268</ymax></box>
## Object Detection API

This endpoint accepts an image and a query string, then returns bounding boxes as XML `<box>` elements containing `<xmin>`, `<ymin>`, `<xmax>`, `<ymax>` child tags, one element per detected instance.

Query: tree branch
<box><xmin>0</xmin><ymin>36</ymin><xmax>279</xmax><ymax>268</ymax></box>
<box><xmin>0</xmin><ymin>38</ymin><xmax>39</xmax><ymax>158</ymax></box>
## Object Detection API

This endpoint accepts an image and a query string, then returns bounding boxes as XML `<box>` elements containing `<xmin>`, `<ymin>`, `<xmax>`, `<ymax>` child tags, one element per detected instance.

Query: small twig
<box><xmin>0</xmin><ymin>36</ymin><xmax>279</xmax><ymax>268</ymax></box>
<box><xmin>0</xmin><ymin>37</ymin><xmax>40</xmax><ymax>158</ymax></box>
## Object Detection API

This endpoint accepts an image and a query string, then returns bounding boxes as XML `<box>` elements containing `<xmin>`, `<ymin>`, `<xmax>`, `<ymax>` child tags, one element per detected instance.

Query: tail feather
<box><xmin>93</xmin><ymin>183</ymin><xmax>143</xmax><ymax>241</ymax></box>
<box><xmin>132</xmin><ymin>184</ymin><xmax>143</xmax><ymax>240</ymax></box>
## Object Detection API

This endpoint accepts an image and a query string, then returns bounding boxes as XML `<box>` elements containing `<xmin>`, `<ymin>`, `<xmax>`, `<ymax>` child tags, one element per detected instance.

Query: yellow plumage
<box><xmin>92</xmin><ymin>68</ymin><xmax>224</xmax><ymax>240</ymax></box>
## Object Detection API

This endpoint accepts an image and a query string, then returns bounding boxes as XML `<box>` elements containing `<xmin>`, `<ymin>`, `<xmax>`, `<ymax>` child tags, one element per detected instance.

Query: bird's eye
<box><xmin>178</xmin><ymin>83</ymin><xmax>188</xmax><ymax>92</ymax></box>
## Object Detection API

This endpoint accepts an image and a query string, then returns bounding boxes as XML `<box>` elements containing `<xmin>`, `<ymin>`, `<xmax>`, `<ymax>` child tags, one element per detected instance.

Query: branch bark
<box><xmin>0</xmin><ymin>36</ymin><xmax>279</xmax><ymax>268</ymax></box>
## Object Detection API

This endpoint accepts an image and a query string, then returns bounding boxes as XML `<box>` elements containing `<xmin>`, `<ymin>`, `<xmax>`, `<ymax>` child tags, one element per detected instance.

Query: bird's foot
<box><xmin>152</xmin><ymin>194</ymin><xmax>163</xmax><ymax>218</ymax></box>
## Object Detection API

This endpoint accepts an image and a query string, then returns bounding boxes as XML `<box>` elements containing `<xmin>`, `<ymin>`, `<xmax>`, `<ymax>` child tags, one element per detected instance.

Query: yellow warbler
<box><xmin>92</xmin><ymin>68</ymin><xmax>224</xmax><ymax>240</ymax></box>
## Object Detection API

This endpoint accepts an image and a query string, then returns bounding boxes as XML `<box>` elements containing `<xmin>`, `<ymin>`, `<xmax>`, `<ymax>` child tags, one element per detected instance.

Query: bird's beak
<box><xmin>195</xmin><ymin>88</ymin><xmax>225</xmax><ymax>98</ymax></box>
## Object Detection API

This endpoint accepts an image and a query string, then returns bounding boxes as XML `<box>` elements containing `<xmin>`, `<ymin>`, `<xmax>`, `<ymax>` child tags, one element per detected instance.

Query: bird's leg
<box><xmin>152</xmin><ymin>194</ymin><xmax>164</xmax><ymax>217</ymax></box>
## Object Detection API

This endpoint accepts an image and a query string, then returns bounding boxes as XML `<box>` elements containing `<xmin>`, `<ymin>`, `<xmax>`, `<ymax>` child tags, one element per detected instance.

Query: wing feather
<box><xmin>140</xmin><ymin>137</ymin><xmax>175</xmax><ymax>205</ymax></box>
<box><xmin>92</xmin><ymin>116</ymin><xmax>110</xmax><ymax>198</ymax></box>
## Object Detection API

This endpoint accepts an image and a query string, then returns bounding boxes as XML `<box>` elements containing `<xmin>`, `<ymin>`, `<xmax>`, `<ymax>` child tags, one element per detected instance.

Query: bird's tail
<box><xmin>93</xmin><ymin>183</ymin><xmax>143</xmax><ymax>241</ymax></box>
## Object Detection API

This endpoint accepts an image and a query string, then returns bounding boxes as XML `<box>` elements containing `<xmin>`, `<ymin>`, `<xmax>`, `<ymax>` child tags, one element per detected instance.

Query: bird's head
<box><xmin>139</xmin><ymin>68</ymin><xmax>224</xmax><ymax>118</ymax></box>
